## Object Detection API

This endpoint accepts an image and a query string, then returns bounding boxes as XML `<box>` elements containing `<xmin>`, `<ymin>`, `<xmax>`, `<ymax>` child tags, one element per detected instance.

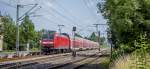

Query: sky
<box><xmin>0</xmin><ymin>0</ymin><xmax>107</xmax><ymax>37</ymax></box>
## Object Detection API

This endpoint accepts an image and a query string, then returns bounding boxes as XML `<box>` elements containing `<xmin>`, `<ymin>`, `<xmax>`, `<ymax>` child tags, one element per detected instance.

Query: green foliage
<box><xmin>111</xmin><ymin>33</ymin><xmax>150</xmax><ymax>61</ymax></box>
<box><xmin>2</xmin><ymin>16</ymin><xmax>16</xmax><ymax>50</ymax></box>
<box><xmin>30</xmin><ymin>47</ymin><xmax>40</xmax><ymax>52</ymax></box>
<box><xmin>75</xmin><ymin>33</ymin><xmax>83</xmax><ymax>38</ymax></box>
<box><xmin>111</xmin><ymin>33</ymin><xmax>150</xmax><ymax>68</ymax></box>
<box><xmin>84</xmin><ymin>37</ymin><xmax>89</xmax><ymax>40</ymax></box>
<box><xmin>109</xmin><ymin>31</ymin><xmax>150</xmax><ymax>69</ymax></box>
<box><xmin>111</xmin><ymin>46</ymin><xmax>124</xmax><ymax>60</ymax></box>
<box><xmin>100</xmin><ymin>37</ymin><xmax>105</xmax><ymax>45</ymax></box>
<box><xmin>1</xmin><ymin>15</ymin><xmax>41</xmax><ymax>51</ymax></box>
<box><xmin>89</xmin><ymin>32</ymin><xmax>97</xmax><ymax>42</ymax></box>
<box><xmin>101</xmin><ymin>43</ymin><xmax>109</xmax><ymax>48</ymax></box>
<box><xmin>99</xmin><ymin>57</ymin><xmax>110</xmax><ymax>69</ymax></box>
<box><xmin>19</xmin><ymin>15</ymin><xmax>41</xmax><ymax>51</ymax></box>
<box><xmin>0</xmin><ymin>50</ymin><xmax>16</xmax><ymax>54</ymax></box>
<box><xmin>130</xmin><ymin>34</ymin><xmax>150</xmax><ymax>69</ymax></box>
<box><xmin>20</xmin><ymin>16</ymin><xmax>36</xmax><ymax>43</ymax></box>
<box><xmin>97</xmin><ymin>0</ymin><xmax>150</xmax><ymax>51</ymax></box>
<box><xmin>88</xmin><ymin>32</ymin><xmax>105</xmax><ymax>44</ymax></box>
<box><xmin>33</xmin><ymin>29</ymin><xmax>45</xmax><ymax>50</ymax></box>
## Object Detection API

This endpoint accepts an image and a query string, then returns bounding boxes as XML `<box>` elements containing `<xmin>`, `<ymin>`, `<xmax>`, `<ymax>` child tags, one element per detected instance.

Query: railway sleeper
<box><xmin>48</xmin><ymin>52</ymin><xmax>100</xmax><ymax>69</ymax></box>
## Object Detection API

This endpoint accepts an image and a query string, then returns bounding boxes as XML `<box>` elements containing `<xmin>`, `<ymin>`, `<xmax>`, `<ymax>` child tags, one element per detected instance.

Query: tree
<box><xmin>2</xmin><ymin>16</ymin><xmax>16</xmax><ymax>50</ymax></box>
<box><xmin>34</xmin><ymin>29</ymin><xmax>45</xmax><ymax>49</ymax></box>
<box><xmin>20</xmin><ymin>16</ymin><xmax>36</xmax><ymax>50</ymax></box>
<box><xmin>89</xmin><ymin>32</ymin><xmax>105</xmax><ymax>44</ymax></box>
<box><xmin>84</xmin><ymin>37</ymin><xmax>89</xmax><ymax>40</ymax></box>
<box><xmin>100</xmin><ymin>37</ymin><xmax>105</xmax><ymax>45</ymax></box>
<box><xmin>1</xmin><ymin>15</ymin><xmax>39</xmax><ymax>51</ymax></box>
<box><xmin>89</xmin><ymin>32</ymin><xmax>97</xmax><ymax>42</ymax></box>
<box><xmin>97</xmin><ymin>0</ymin><xmax>150</xmax><ymax>51</ymax></box>
<box><xmin>75</xmin><ymin>33</ymin><xmax>83</xmax><ymax>38</ymax></box>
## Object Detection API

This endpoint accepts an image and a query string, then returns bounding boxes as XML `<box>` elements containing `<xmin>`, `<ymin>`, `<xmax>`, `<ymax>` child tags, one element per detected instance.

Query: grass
<box><xmin>30</xmin><ymin>48</ymin><xmax>40</xmax><ymax>52</ymax></box>
<box><xmin>0</xmin><ymin>50</ymin><xmax>16</xmax><ymax>54</ymax></box>
<box><xmin>0</xmin><ymin>48</ymin><xmax>40</xmax><ymax>55</ymax></box>
<box><xmin>0</xmin><ymin>48</ymin><xmax>40</xmax><ymax>54</ymax></box>
<box><xmin>110</xmin><ymin>54</ymin><xmax>150</xmax><ymax>69</ymax></box>
<box><xmin>99</xmin><ymin>57</ymin><xmax>110</xmax><ymax>69</ymax></box>
<box><xmin>101</xmin><ymin>44</ymin><xmax>110</xmax><ymax>48</ymax></box>
<box><xmin>110</xmin><ymin>55</ymin><xmax>131</xmax><ymax>69</ymax></box>
<box><xmin>0</xmin><ymin>48</ymin><xmax>40</xmax><ymax>62</ymax></box>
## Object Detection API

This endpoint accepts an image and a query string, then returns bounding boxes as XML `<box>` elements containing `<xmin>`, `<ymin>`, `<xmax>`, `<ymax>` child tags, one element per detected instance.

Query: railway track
<box><xmin>0</xmin><ymin>53</ymin><xmax>70</xmax><ymax>69</ymax></box>
<box><xmin>48</xmin><ymin>52</ymin><xmax>103</xmax><ymax>69</ymax></box>
<box><xmin>0</xmin><ymin>49</ymin><xmax>93</xmax><ymax>60</ymax></box>
<box><xmin>0</xmin><ymin>49</ymin><xmax>107</xmax><ymax>69</ymax></box>
<box><xmin>21</xmin><ymin>50</ymin><xmax>99</xmax><ymax>69</ymax></box>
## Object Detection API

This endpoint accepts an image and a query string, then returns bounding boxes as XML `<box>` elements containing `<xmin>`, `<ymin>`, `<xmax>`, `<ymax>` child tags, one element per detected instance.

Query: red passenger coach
<box><xmin>70</xmin><ymin>37</ymin><xmax>99</xmax><ymax>50</ymax></box>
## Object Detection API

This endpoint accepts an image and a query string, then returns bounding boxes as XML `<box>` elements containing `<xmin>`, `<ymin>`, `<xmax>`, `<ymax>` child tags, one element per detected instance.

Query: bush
<box><xmin>111</xmin><ymin>33</ymin><xmax>150</xmax><ymax>69</ymax></box>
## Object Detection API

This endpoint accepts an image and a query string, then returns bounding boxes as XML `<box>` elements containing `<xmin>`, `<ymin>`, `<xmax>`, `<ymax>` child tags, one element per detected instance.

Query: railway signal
<box><xmin>72</xmin><ymin>26</ymin><xmax>76</xmax><ymax>57</ymax></box>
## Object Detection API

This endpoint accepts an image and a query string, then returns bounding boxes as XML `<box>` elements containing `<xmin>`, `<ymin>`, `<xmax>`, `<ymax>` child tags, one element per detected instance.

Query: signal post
<box><xmin>72</xmin><ymin>26</ymin><xmax>76</xmax><ymax>57</ymax></box>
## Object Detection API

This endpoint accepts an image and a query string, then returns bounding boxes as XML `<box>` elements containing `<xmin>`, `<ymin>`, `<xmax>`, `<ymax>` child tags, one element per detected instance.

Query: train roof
<box><xmin>71</xmin><ymin>36</ymin><xmax>98</xmax><ymax>43</ymax></box>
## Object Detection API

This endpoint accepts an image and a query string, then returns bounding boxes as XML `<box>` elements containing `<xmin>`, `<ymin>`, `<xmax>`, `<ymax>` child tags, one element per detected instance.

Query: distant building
<box><xmin>0</xmin><ymin>16</ymin><xmax>3</xmax><ymax>51</ymax></box>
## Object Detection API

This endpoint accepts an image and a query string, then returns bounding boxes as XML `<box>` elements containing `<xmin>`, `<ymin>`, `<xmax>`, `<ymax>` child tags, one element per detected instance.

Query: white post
<box><xmin>0</xmin><ymin>17</ymin><xmax>3</xmax><ymax>51</ymax></box>
<box><xmin>27</xmin><ymin>42</ymin><xmax>30</xmax><ymax>52</ymax></box>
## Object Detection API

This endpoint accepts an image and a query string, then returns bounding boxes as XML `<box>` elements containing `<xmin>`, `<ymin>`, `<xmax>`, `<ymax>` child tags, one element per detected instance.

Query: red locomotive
<box><xmin>41</xmin><ymin>31</ymin><xmax>99</xmax><ymax>53</ymax></box>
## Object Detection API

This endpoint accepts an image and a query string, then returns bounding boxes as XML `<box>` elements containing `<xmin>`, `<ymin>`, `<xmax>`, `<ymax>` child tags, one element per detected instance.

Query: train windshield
<box><xmin>42</xmin><ymin>34</ymin><xmax>49</xmax><ymax>39</ymax></box>
<box><xmin>42</xmin><ymin>31</ymin><xmax>55</xmax><ymax>40</ymax></box>
<box><xmin>48</xmin><ymin>31</ymin><xmax>55</xmax><ymax>40</ymax></box>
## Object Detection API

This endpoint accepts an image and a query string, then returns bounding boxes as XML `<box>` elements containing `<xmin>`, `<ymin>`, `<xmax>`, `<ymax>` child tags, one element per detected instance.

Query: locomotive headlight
<box><xmin>42</xmin><ymin>41</ymin><xmax>53</xmax><ymax>44</ymax></box>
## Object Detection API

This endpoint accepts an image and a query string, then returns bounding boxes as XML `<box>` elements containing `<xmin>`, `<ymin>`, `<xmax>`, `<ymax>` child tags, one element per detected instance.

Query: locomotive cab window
<box><xmin>42</xmin><ymin>34</ymin><xmax>49</xmax><ymax>39</ymax></box>
<box><xmin>42</xmin><ymin>31</ymin><xmax>55</xmax><ymax>40</ymax></box>
<box><xmin>48</xmin><ymin>31</ymin><xmax>55</xmax><ymax>40</ymax></box>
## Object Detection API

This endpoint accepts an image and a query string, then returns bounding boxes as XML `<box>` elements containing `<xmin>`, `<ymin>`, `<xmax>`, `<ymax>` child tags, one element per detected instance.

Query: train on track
<box><xmin>41</xmin><ymin>31</ymin><xmax>99</xmax><ymax>53</ymax></box>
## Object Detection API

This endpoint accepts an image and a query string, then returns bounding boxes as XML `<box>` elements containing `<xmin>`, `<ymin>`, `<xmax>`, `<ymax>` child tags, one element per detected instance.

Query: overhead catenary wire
<box><xmin>42</xmin><ymin>0</ymin><xmax>87</xmax><ymax>32</ymax></box>
<box><xmin>49</xmin><ymin>0</ymin><xmax>98</xmax><ymax>36</ymax></box>
<box><xmin>45</xmin><ymin>2</ymin><xmax>79</xmax><ymax>27</ymax></box>
<box><xmin>53</xmin><ymin>1</ymin><xmax>96</xmax><ymax>35</ymax></box>
<box><xmin>37</xmin><ymin>16</ymin><xmax>58</xmax><ymax>29</ymax></box>
<box><xmin>32</xmin><ymin>0</ymin><xmax>75</xmax><ymax>30</ymax></box>
<box><xmin>53</xmin><ymin>0</ymin><xmax>87</xmax><ymax>26</ymax></box>
<box><xmin>76</xmin><ymin>25</ymin><xmax>94</xmax><ymax>33</ymax></box>
<box><xmin>36</xmin><ymin>0</ymin><xmax>86</xmax><ymax>33</ymax></box>
<box><xmin>0</xmin><ymin>0</ymin><xmax>72</xmax><ymax>33</ymax></box>
<box><xmin>84</xmin><ymin>0</ymin><xmax>108</xmax><ymax>33</ymax></box>
<box><xmin>0</xmin><ymin>0</ymin><xmax>16</xmax><ymax>8</ymax></box>
<box><xmin>83</xmin><ymin>0</ymin><xmax>101</xmax><ymax>24</ymax></box>
<box><xmin>83</xmin><ymin>0</ymin><xmax>98</xmax><ymax>18</ymax></box>
<box><xmin>40</xmin><ymin>9</ymin><xmax>72</xmax><ymax>30</ymax></box>
<box><xmin>1</xmin><ymin>0</ymin><xmax>103</xmax><ymax>37</ymax></box>
<box><xmin>35</xmin><ymin>1</ymin><xmax>75</xmax><ymax>27</ymax></box>
<box><xmin>33</xmin><ymin>8</ymin><xmax>72</xmax><ymax>32</ymax></box>
<box><xmin>50</xmin><ymin>0</ymin><xmax>98</xmax><ymax>35</ymax></box>
<box><xmin>37</xmin><ymin>0</ymin><xmax>106</xmax><ymax>37</ymax></box>
<box><xmin>34</xmin><ymin>0</ymin><xmax>97</xmax><ymax>35</ymax></box>
<box><xmin>76</xmin><ymin>25</ymin><xmax>97</xmax><ymax>37</ymax></box>
<box><xmin>41</xmin><ymin>8</ymin><xmax>73</xmax><ymax>27</ymax></box>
